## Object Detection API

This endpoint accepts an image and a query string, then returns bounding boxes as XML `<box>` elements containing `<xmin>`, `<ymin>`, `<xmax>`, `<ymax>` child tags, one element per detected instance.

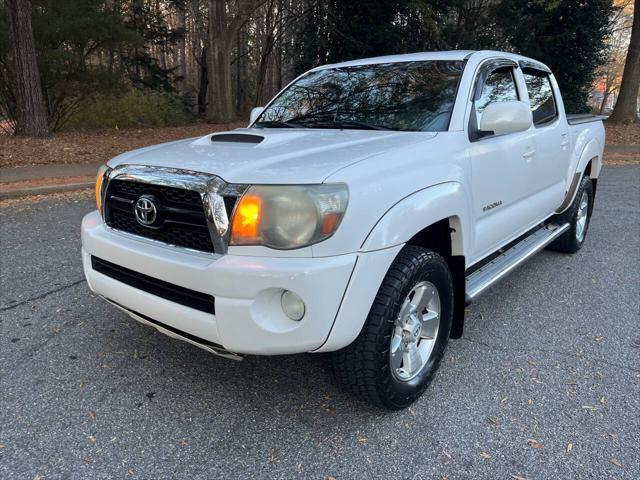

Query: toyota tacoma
<box><xmin>82</xmin><ymin>50</ymin><xmax>605</xmax><ymax>409</ymax></box>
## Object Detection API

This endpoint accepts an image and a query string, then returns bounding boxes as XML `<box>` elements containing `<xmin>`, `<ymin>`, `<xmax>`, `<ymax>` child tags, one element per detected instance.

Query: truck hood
<box><xmin>107</xmin><ymin>128</ymin><xmax>437</xmax><ymax>184</ymax></box>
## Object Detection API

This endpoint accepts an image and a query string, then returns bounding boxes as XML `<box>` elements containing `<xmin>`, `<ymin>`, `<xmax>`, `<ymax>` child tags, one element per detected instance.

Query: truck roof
<box><xmin>315</xmin><ymin>50</ymin><xmax>550</xmax><ymax>72</ymax></box>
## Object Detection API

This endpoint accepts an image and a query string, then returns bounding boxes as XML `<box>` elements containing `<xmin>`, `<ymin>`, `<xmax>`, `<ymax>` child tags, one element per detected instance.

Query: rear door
<box><xmin>521</xmin><ymin>67</ymin><xmax>570</xmax><ymax>215</ymax></box>
<box><xmin>467</xmin><ymin>60</ymin><xmax>539</xmax><ymax>263</ymax></box>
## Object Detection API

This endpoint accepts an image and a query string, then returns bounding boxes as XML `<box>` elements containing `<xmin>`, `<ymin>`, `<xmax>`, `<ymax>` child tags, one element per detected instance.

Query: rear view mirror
<box><xmin>249</xmin><ymin>107</ymin><xmax>264</xmax><ymax>126</ymax></box>
<box><xmin>480</xmin><ymin>101</ymin><xmax>532</xmax><ymax>136</ymax></box>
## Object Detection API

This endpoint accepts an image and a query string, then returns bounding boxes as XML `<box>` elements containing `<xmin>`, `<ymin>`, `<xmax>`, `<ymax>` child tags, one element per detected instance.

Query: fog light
<box><xmin>281</xmin><ymin>290</ymin><xmax>305</xmax><ymax>321</ymax></box>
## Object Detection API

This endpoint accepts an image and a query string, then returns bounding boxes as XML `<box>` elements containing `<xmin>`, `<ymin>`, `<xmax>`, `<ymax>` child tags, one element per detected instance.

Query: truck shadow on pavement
<box><xmin>93</xmin><ymin>306</ymin><xmax>387</xmax><ymax>417</ymax></box>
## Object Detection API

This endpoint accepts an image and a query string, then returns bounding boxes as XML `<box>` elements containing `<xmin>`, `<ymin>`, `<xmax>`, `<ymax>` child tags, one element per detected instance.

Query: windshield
<box><xmin>255</xmin><ymin>60</ymin><xmax>465</xmax><ymax>132</ymax></box>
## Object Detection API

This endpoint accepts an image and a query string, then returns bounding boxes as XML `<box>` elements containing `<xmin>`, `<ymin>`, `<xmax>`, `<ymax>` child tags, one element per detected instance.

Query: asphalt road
<box><xmin>1</xmin><ymin>166</ymin><xmax>639</xmax><ymax>480</ymax></box>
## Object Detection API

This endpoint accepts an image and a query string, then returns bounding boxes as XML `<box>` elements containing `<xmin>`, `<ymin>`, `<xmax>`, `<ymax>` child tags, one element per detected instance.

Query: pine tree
<box><xmin>7</xmin><ymin>0</ymin><xmax>49</xmax><ymax>136</ymax></box>
<box><xmin>498</xmin><ymin>0</ymin><xmax>615</xmax><ymax>113</ymax></box>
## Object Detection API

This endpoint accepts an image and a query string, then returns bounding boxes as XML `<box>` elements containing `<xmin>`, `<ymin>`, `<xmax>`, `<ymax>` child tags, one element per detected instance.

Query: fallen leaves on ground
<box><xmin>526</xmin><ymin>439</ymin><xmax>544</xmax><ymax>449</ymax></box>
<box><xmin>610</xmin><ymin>458</ymin><xmax>623</xmax><ymax>468</ymax></box>
<box><xmin>479</xmin><ymin>451</ymin><xmax>492</xmax><ymax>459</ymax></box>
<box><xmin>177</xmin><ymin>439</ymin><xmax>189</xmax><ymax>446</ymax></box>
<box><xmin>0</xmin><ymin>122</ymin><xmax>244</xmax><ymax>168</ymax></box>
<box><xmin>604</xmin><ymin>122</ymin><xmax>640</xmax><ymax>145</ymax></box>
<box><xmin>604</xmin><ymin>151</ymin><xmax>640</xmax><ymax>165</ymax></box>
<box><xmin>566</xmin><ymin>443</ymin><xmax>573</xmax><ymax>452</ymax></box>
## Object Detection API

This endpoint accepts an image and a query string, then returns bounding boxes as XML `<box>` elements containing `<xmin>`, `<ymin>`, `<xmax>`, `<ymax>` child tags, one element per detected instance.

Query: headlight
<box><xmin>95</xmin><ymin>164</ymin><xmax>111</xmax><ymax>214</ymax></box>
<box><xmin>230</xmin><ymin>184</ymin><xmax>348</xmax><ymax>249</ymax></box>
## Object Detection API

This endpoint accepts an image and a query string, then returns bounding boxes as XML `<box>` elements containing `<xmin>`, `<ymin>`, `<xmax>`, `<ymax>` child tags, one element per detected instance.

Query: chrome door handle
<box><xmin>522</xmin><ymin>149</ymin><xmax>536</xmax><ymax>159</ymax></box>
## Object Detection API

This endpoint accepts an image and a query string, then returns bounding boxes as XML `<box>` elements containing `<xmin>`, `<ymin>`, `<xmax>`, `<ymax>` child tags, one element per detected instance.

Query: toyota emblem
<box><xmin>134</xmin><ymin>195</ymin><xmax>158</xmax><ymax>226</ymax></box>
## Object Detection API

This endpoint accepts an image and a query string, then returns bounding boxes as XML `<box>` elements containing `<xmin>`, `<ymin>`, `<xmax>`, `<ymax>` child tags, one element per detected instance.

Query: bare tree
<box><xmin>206</xmin><ymin>0</ymin><xmax>260</xmax><ymax>122</ymax></box>
<box><xmin>7</xmin><ymin>0</ymin><xmax>49</xmax><ymax>136</ymax></box>
<box><xmin>254</xmin><ymin>0</ymin><xmax>297</xmax><ymax>106</ymax></box>
<box><xmin>609</xmin><ymin>0</ymin><xmax>640</xmax><ymax>123</ymax></box>
<box><xmin>596</xmin><ymin>1</ymin><xmax>634</xmax><ymax>114</ymax></box>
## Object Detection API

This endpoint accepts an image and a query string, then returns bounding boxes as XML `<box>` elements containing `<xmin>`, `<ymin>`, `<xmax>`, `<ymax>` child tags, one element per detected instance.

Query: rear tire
<box><xmin>331</xmin><ymin>245</ymin><xmax>453</xmax><ymax>410</ymax></box>
<box><xmin>548</xmin><ymin>175</ymin><xmax>593</xmax><ymax>254</ymax></box>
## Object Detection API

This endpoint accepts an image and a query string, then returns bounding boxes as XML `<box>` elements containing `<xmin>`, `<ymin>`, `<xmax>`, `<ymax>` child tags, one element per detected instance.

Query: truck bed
<box><xmin>566</xmin><ymin>114</ymin><xmax>605</xmax><ymax>125</ymax></box>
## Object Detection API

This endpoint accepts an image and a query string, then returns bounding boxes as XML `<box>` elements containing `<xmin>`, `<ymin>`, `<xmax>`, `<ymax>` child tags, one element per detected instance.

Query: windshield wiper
<box><xmin>297</xmin><ymin>119</ymin><xmax>393</xmax><ymax>131</ymax></box>
<box><xmin>254</xmin><ymin>120</ymin><xmax>308</xmax><ymax>128</ymax></box>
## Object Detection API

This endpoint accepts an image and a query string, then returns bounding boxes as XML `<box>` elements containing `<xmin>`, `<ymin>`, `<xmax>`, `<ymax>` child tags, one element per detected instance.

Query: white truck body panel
<box><xmin>108</xmin><ymin>129</ymin><xmax>438</xmax><ymax>185</ymax></box>
<box><xmin>82</xmin><ymin>50</ymin><xmax>605</xmax><ymax>356</ymax></box>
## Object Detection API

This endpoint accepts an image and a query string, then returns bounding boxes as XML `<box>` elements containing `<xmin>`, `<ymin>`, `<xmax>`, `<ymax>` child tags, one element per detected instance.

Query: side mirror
<box><xmin>480</xmin><ymin>101</ymin><xmax>532</xmax><ymax>136</ymax></box>
<box><xmin>249</xmin><ymin>107</ymin><xmax>264</xmax><ymax>126</ymax></box>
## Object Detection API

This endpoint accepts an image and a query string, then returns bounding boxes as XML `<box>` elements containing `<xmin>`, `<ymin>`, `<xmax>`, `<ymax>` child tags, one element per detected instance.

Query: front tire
<box><xmin>331</xmin><ymin>245</ymin><xmax>454</xmax><ymax>410</ymax></box>
<box><xmin>548</xmin><ymin>175</ymin><xmax>593</xmax><ymax>254</ymax></box>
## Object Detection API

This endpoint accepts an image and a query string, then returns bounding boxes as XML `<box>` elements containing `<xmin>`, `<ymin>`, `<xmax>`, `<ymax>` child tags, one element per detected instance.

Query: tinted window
<box><xmin>523</xmin><ymin>70</ymin><xmax>557</xmax><ymax>125</ymax></box>
<box><xmin>256</xmin><ymin>61</ymin><xmax>465</xmax><ymax>132</ymax></box>
<box><xmin>474</xmin><ymin>67</ymin><xmax>518</xmax><ymax>127</ymax></box>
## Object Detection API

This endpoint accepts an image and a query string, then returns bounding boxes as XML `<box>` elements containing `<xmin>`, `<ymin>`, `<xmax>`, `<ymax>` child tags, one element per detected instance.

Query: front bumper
<box><xmin>81</xmin><ymin>211</ymin><xmax>400</xmax><ymax>355</ymax></box>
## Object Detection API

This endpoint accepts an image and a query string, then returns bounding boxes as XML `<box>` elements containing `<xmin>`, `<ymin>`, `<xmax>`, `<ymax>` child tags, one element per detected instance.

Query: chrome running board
<box><xmin>465</xmin><ymin>223</ymin><xmax>570</xmax><ymax>305</ymax></box>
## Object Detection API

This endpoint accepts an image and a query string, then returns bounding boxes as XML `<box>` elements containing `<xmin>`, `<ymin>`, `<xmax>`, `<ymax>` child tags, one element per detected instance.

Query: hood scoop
<box><xmin>211</xmin><ymin>133</ymin><xmax>264</xmax><ymax>144</ymax></box>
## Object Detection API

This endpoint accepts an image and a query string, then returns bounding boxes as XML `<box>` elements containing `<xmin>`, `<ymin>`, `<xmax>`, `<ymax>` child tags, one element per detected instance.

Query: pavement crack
<box><xmin>0</xmin><ymin>278</ymin><xmax>86</xmax><ymax>312</ymax></box>
<box><xmin>461</xmin><ymin>337</ymin><xmax>640</xmax><ymax>374</ymax></box>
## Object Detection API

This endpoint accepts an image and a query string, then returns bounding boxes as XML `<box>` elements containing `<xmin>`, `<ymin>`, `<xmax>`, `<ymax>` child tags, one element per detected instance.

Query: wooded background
<box><xmin>1</xmin><ymin>0</ymin><xmax>638</xmax><ymax>137</ymax></box>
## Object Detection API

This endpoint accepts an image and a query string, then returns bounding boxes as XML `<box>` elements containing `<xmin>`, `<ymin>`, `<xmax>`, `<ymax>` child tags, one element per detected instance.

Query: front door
<box><xmin>467</xmin><ymin>61</ymin><xmax>539</xmax><ymax>264</ymax></box>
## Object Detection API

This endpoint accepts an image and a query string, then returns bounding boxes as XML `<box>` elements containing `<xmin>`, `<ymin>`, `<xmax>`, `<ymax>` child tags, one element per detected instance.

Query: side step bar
<box><xmin>465</xmin><ymin>223</ymin><xmax>570</xmax><ymax>305</ymax></box>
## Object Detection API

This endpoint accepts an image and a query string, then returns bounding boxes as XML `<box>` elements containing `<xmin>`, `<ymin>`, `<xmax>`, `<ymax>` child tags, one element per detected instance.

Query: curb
<box><xmin>0</xmin><ymin>182</ymin><xmax>93</xmax><ymax>200</ymax></box>
<box><xmin>604</xmin><ymin>145</ymin><xmax>640</xmax><ymax>153</ymax></box>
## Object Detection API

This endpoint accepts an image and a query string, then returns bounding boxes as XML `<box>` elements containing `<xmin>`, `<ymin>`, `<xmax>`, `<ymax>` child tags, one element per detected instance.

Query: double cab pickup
<box><xmin>82</xmin><ymin>50</ymin><xmax>604</xmax><ymax>409</ymax></box>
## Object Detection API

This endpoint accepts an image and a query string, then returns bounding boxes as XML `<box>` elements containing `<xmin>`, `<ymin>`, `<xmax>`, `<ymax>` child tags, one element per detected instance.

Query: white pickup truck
<box><xmin>82</xmin><ymin>50</ymin><xmax>605</xmax><ymax>409</ymax></box>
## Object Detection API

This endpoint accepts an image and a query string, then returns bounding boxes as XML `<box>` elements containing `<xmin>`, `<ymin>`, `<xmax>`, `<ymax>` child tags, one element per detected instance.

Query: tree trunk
<box><xmin>206</xmin><ymin>0</ymin><xmax>235</xmax><ymax>122</ymax></box>
<box><xmin>609</xmin><ymin>0</ymin><xmax>640</xmax><ymax>123</ymax></box>
<box><xmin>178</xmin><ymin>7</ymin><xmax>187</xmax><ymax>92</ymax></box>
<box><xmin>599</xmin><ymin>91</ymin><xmax>611</xmax><ymax>114</ymax></box>
<box><xmin>7</xmin><ymin>0</ymin><xmax>49</xmax><ymax>137</ymax></box>
<box><xmin>197</xmin><ymin>45</ymin><xmax>208</xmax><ymax>115</ymax></box>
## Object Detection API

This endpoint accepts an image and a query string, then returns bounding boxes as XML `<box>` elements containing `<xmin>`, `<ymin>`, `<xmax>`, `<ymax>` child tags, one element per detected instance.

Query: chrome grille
<box><xmin>102</xmin><ymin>166</ymin><xmax>245</xmax><ymax>254</ymax></box>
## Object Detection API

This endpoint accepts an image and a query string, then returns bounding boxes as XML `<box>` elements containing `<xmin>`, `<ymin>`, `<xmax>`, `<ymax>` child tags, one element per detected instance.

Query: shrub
<box><xmin>63</xmin><ymin>89</ymin><xmax>192</xmax><ymax>130</ymax></box>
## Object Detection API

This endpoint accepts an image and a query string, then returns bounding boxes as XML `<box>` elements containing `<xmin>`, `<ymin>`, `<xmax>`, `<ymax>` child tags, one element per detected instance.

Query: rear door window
<box><xmin>523</xmin><ymin>70</ymin><xmax>557</xmax><ymax>125</ymax></box>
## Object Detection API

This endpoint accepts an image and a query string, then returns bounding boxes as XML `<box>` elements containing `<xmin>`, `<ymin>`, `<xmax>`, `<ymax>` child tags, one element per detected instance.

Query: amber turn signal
<box><xmin>230</xmin><ymin>194</ymin><xmax>262</xmax><ymax>242</ymax></box>
<box><xmin>95</xmin><ymin>165</ymin><xmax>109</xmax><ymax>214</ymax></box>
